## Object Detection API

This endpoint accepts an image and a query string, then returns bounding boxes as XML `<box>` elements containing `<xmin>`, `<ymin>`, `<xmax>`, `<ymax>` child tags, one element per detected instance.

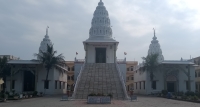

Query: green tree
<box><xmin>142</xmin><ymin>54</ymin><xmax>159</xmax><ymax>89</ymax></box>
<box><xmin>0</xmin><ymin>57</ymin><xmax>11</xmax><ymax>92</ymax></box>
<box><xmin>34</xmin><ymin>44</ymin><xmax>65</xmax><ymax>90</ymax></box>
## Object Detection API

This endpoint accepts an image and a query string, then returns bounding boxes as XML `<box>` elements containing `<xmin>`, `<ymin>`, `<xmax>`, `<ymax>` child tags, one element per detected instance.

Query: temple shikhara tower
<box><xmin>148</xmin><ymin>29</ymin><xmax>164</xmax><ymax>63</ymax></box>
<box><xmin>73</xmin><ymin>0</ymin><xmax>128</xmax><ymax>99</ymax></box>
<box><xmin>83</xmin><ymin>0</ymin><xmax>118</xmax><ymax>63</ymax></box>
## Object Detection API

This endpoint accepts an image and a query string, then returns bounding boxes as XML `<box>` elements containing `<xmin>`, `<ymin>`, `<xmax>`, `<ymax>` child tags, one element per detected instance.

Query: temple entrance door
<box><xmin>23</xmin><ymin>71</ymin><xmax>35</xmax><ymax>91</ymax></box>
<box><xmin>95</xmin><ymin>48</ymin><xmax>106</xmax><ymax>63</ymax></box>
<box><xmin>166</xmin><ymin>75</ymin><xmax>177</xmax><ymax>92</ymax></box>
<box><xmin>167</xmin><ymin>82</ymin><xmax>175</xmax><ymax>92</ymax></box>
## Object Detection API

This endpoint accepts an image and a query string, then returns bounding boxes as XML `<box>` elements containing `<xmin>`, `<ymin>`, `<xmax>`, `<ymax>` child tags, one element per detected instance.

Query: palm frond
<box><xmin>141</xmin><ymin>53</ymin><xmax>159</xmax><ymax>81</ymax></box>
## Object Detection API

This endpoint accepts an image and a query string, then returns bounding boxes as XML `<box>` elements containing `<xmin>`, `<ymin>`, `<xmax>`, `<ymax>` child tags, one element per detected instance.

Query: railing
<box><xmin>164</xmin><ymin>60</ymin><xmax>190</xmax><ymax>62</ymax></box>
<box><xmin>115</xmin><ymin>63</ymin><xmax>130</xmax><ymax>100</ymax></box>
<box><xmin>72</xmin><ymin>61</ymin><xmax>85</xmax><ymax>98</ymax></box>
<box><xmin>117</xmin><ymin>58</ymin><xmax>126</xmax><ymax>63</ymax></box>
<box><xmin>74</xmin><ymin>57</ymin><xmax>85</xmax><ymax>63</ymax></box>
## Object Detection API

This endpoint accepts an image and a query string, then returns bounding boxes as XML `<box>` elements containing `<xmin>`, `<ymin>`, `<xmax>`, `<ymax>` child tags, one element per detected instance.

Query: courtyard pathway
<box><xmin>0</xmin><ymin>96</ymin><xmax>199</xmax><ymax>107</ymax></box>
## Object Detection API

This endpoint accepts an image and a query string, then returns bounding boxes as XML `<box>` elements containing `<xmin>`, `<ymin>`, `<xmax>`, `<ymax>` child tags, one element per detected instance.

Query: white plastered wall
<box><xmin>86</xmin><ymin>44</ymin><xmax>115</xmax><ymax>63</ymax></box>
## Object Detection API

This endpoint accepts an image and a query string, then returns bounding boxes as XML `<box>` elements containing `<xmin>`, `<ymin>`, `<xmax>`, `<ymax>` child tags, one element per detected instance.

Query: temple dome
<box><xmin>88</xmin><ymin>0</ymin><xmax>114</xmax><ymax>41</ymax></box>
<box><xmin>148</xmin><ymin>29</ymin><xmax>164</xmax><ymax>63</ymax></box>
<box><xmin>38</xmin><ymin>27</ymin><xmax>52</xmax><ymax>55</ymax></box>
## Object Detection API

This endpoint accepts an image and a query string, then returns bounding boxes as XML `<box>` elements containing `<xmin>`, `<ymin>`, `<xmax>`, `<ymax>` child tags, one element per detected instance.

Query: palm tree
<box><xmin>142</xmin><ymin>54</ymin><xmax>159</xmax><ymax>89</ymax></box>
<box><xmin>0</xmin><ymin>57</ymin><xmax>11</xmax><ymax>93</ymax></box>
<box><xmin>34</xmin><ymin>44</ymin><xmax>65</xmax><ymax>91</ymax></box>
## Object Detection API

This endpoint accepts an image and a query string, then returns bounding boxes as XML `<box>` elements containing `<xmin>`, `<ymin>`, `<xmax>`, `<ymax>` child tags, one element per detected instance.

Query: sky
<box><xmin>0</xmin><ymin>0</ymin><xmax>200</xmax><ymax>63</ymax></box>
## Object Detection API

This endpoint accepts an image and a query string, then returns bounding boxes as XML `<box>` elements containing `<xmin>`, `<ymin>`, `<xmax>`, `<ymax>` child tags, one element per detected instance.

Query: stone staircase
<box><xmin>75</xmin><ymin>63</ymin><xmax>125</xmax><ymax>99</ymax></box>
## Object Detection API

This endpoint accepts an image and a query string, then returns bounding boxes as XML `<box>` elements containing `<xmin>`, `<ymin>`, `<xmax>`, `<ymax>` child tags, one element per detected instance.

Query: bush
<box><xmin>161</xmin><ymin>90</ymin><xmax>168</xmax><ymax>96</ymax></box>
<box><xmin>191</xmin><ymin>96</ymin><xmax>199</xmax><ymax>101</ymax></box>
<box><xmin>33</xmin><ymin>91</ymin><xmax>38</xmax><ymax>96</ymax></box>
<box><xmin>195</xmin><ymin>92</ymin><xmax>200</xmax><ymax>98</ymax></box>
<box><xmin>107</xmin><ymin>93</ymin><xmax>113</xmax><ymax>98</ymax></box>
<box><xmin>14</xmin><ymin>93</ymin><xmax>19</xmax><ymax>96</ymax></box>
<box><xmin>88</xmin><ymin>93</ymin><xmax>96</xmax><ymax>96</ymax></box>
<box><xmin>181</xmin><ymin>95</ymin><xmax>187</xmax><ymax>100</ymax></box>
<box><xmin>5</xmin><ymin>91</ymin><xmax>9</xmax><ymax>96</ymax></box>
<box><xmin>185</xmin><ymin>91</ymin><xmax>195</xmax><ymax>96</ymax></box>
<box><xmin>177</xmin><ymin>91</ymin><xmax>184</xmax><ymax>96</ymax></box>
<box><xmin>88</xmin><ymin>93</ymin><xmax>112</xmax><ymax>98</ymax></box>
<box><xmin>0</xmin><ymin>92</ymin><xmax>3</xmax><ymax>98</ymax></box>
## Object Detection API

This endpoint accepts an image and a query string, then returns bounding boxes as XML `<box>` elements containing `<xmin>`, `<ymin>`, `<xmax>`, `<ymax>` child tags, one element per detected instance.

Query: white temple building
<box><xmin>134</xmin><ymin>30</ymin><xmax>195</xmax><ymax>94</ymax></box>
<box><xmin>5</xmin><ymin>28</ymin><xmax>68</xmax><ymax>95</ymax></box>
<box><xmin>1</xmin><ymin>0</ymin><xmax>198</xmax><ymax>98</ymax></box>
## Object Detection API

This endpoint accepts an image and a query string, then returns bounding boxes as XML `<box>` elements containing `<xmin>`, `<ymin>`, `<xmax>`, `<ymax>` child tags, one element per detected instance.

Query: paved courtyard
<box><xmin>0</xmin><ymin>96</ymin><xmax>199</xmax><ymax>107</ymax></box>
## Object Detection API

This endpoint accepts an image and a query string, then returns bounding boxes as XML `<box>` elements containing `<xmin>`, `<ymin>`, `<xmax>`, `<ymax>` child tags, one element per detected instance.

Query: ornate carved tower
<box><xmin>83</xmin><ymin>0</ymin><xmax>119</xmax><ymax>63</ymax></box>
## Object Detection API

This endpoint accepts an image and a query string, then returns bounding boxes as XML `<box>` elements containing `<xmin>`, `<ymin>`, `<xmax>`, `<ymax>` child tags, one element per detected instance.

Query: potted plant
<box><xmin>19</xmin><ymin>93</ymin><xmax>23</xmax><ymax>99</ymax></box>
<box><xmin>28</xmin><ymin>92</ymin><xmax>33</xmax><ymax>98</ymax></box>
<box><xmin>25</xmin><ymin>93</ymin><xmax>28</xmax><ymax>98</ymax></box>
<box><xmin>40</xmin><ymin>92</ymin><xmax>43</xmax><ymax>97</ymax></box>
<box><xmin>33</xmin><ymin>91</ymin><xmax>38</xmax><ymax>97</ymax></box>
<box><xmin>12</xmin><ymin>89</ymin><xmax>15</xmax><ymax>95</ymax></box>
<box><xmin>161</xmin><ymin>90</ymin><xmax>167</xmax><ymax>97</ymax></box>
<box><xmin>13</xmin><ymin>93</ymin><xmax>19</xmax><ymax>99</ymax></box>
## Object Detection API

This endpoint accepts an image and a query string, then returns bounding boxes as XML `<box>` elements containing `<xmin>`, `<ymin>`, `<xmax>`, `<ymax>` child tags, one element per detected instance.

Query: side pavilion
<box><xmin>6</xmin><ymin>59</ymin><xmax>68</xmax><ymax>95</ymax></box>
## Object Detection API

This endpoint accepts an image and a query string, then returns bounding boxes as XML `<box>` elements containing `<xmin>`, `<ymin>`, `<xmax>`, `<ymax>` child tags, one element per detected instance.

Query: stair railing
<box><xmin>72</xmin><ymin>62</ymin><xmax>86</xmax><ymax>98</ymax></box>
<box><xmin>115</xmin><ymin>63</ymin><xmax>130</xmax><ymax>100</ymax></box>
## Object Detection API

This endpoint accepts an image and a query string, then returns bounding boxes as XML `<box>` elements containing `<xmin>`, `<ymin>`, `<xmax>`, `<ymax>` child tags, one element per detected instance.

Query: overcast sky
<box><xmin>0</xmin><ymin>0</ymin><xmax>200</xmax><ymax>63</ymax></box>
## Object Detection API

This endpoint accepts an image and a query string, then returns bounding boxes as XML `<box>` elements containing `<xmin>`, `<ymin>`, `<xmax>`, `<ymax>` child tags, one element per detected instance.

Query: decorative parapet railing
<box><xmin>74</xmin><ymin>57</ymin><xmax>85</xmax><ymax>63</ymax></box>
<box><xmin>115</xmin><ymin>62</ymin><xmax>130</xmax><ymax>100</ymax></box>
<box><xmin>164</xmin><ymin>59</ymin><xmax>191</xmax><ymax>62</ymax></box>
<box><xmin>117</xmin><ymin>58</ymin><xmax>126</xmax><ymax>63</ymax></box>
<box><xmin>72</xmin><ymin>61</ymin><xmax>85</xmax><ymax>98</ymax></box>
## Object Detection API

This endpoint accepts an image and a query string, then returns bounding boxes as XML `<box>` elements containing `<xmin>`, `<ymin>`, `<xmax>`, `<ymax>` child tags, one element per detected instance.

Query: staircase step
<box><xmin>74</xmin><ymin>63</ymin><xmax>126</xmax><ymax>99</ymax></box>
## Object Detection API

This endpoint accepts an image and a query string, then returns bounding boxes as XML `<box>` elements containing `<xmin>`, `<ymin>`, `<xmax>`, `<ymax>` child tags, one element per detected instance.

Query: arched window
<box><xmin>72</xmin><ymin>66</ymin><xmax>74</xmax><ymax>71</ymax></box>
<box><xmin>68</xmin><ymin>67</ymin><xmax>70</xmax><ymax>71</ymax></box>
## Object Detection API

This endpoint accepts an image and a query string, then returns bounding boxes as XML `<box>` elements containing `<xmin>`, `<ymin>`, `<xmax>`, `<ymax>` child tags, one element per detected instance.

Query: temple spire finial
<box><xmin>100</xmin><ymin>0</ymin><xmax>102</xmax><ymax>2</ymax></box>
<box><xmin>153</xmin><ymin>28</ymin><xmax>155</xmax><ymax>37</ymax></box>
<box><xmin>46</xmin><ymin>26</ymin><xmax>49</xmax><ymax>35</ymax></box>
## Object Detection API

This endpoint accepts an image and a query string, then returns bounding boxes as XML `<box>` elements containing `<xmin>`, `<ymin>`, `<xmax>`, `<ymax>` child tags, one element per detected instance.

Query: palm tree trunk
<box><xmin>45</xmin><ymin>69</ymin><xmax>50</xmax><ymax>90</ymax></box>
